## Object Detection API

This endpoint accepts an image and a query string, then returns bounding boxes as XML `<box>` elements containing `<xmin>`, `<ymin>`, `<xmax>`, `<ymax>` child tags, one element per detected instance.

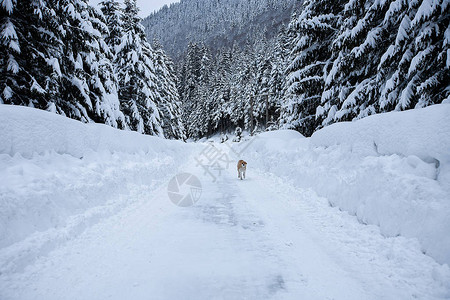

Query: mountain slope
<box><xmin>142</xmin><ymin>0</ymin><xmax>300</xmax><ymax>61</ymax></box>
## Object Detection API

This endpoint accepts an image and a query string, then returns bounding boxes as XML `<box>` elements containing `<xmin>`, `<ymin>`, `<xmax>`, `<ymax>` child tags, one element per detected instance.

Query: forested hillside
<box><xmin>2</xmin><ymin>0</ymin><xmax>448</xmax><ymax>140</ymax></box>
<box><xmin>144</xmin><ymin>0</ymin><xmax>300</xmax><ymax>138</ymax></box>
<box><xmin>145</xmin><ymin>0</ymin><xmax>449</xmax><ymax>139</ymax></box>
<box><xmin>142</xmin><ymin>0</ymin><xmax>299</xmax><ymax>62</ymax></box>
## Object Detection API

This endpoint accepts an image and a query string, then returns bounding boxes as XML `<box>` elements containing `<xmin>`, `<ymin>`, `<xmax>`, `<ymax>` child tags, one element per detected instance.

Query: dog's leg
<box><xmin>238</xmin><ymin>171</ymin><xmax>240</xmax><ymax>179</ymax></box>
<box><xmin>243</xmin><ymin>170</ymin><xmax>245</xmax><ymax>179</ymax></box>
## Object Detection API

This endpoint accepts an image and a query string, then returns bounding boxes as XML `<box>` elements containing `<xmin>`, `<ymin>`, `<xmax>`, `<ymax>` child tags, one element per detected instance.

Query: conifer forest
<box><xmin>2</xmin><ymin>0</ymin><xmax>449</xmax><ymax>139</ymax></box>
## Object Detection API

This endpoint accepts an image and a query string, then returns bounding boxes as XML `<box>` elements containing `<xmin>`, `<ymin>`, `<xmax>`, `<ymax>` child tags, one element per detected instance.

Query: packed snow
<box><xmin>1</xmin><ymin>104</ymin><xmax>450</xmax><ymax>299</ymax></box>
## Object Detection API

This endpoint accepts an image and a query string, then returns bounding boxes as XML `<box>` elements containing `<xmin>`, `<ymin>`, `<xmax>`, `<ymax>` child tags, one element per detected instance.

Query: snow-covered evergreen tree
<box><xmin>266</xmin><ymin>27</ymin><xmax>290</xmax><ymax>128</ymax></box>
<box><xmin>192</xmin><ymin>45</ymin><xmax>214</xmax><ymax>137</ymax></box>
<box><xmin>52</xmin><ymin>0</ymin><xmax>124</xmax><ymax>126</ymax></box>
<box><xmin>0</xmin><ymin>0</ymin><xmax>59</xmax><ymax>109</ymax></box>
<box><xmin>281</xmin><ymin>0</ymin><xmax>448</xmax><ymax>136</ymax></box>
<box><xmin>378</xmin><ymin>0</ymin><xmax>449</xmax><ymax>111</ymax></box>
<box><xmin>182</xmin><ymin>42</ymin><xmax>202</xmax><ymax>109</ymax></box>
<box><xmin>1</xmin><ymin>0</ymin><xmax>124</xmax><ymax>128</ymax></box>
<box><xmin>180</xmin><ymin>43</ymin><xmax>198</xmax><ymax>137</ymax></box>
<box><xmin>152</xmin><ymin>39</ymin><xmax>186</xmax><ymax>140</ymax></box>
<box><xmin>115</xmin><ymin>0</ymin><xmax>163</xmax><ymax>135</ymax></box>
<box><xmin>100</xmin><ymin>0</ymin><xmax>123</xmax><ymax>56</ymax></box>
<box><xmin>407</xmin><ymin>0</ymin><xmax>449</xmax><ymax>108</ymax></box>
<box><xmin>210</xmin><ymin>49</ymin><xmax>232</xmax><ymax>133</ymax></box>
<box><xmin>321</xmin><ymin>0</ymin><xmax>401</xmax><ymax>124</ymax></box>
<box><xmin>230</xmin><ymin>41</ymin><xmax>256</xmax><ymax>131</ymax></box>
<box><xmin>281</xmin><ymin>0</ymin><xmax>344</xmax><ymax>136</ymax></box>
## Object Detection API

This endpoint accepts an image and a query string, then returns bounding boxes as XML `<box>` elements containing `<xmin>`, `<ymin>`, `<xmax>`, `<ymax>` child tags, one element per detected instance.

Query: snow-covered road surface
<box><xmin>1</xmin><ymin>143</ymin><xmax>448</xmax><ymax>300</ymax></box>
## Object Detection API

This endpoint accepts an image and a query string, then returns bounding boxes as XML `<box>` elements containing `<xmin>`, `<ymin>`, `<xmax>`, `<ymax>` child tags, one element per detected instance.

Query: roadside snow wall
<box><xmin>244</xmin><ymin>104</ymin><xmax>450</xmax><ymax>265</ymax></box>
<box><xmin>0</xmin><ymin>105</ymin><xmax>197</xmax><ymax>260</ymax></box>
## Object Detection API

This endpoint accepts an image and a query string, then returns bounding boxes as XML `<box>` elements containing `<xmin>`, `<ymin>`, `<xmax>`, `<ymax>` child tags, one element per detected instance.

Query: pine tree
<box><xmin>210</xmin><ymin>49</ymin><xmax>233</xmax><ymax>133</ymax></box>
<box><xmin>281</xmin><ymin>0</ymin><xmax>344</xmax><ymax>136</ymax></box>
<box><xmin>116</xmin><ymin>0</ymin><xmax>163</xmax><ymax>135</ymax></box>
<box><xmin>253</xmin><ymin>40</ymin><xmax>270</xmax><ymax>124</ymax></box>
<box><xmin>0</xmin><ymin>0</ymin><xmax>59</xmax><ymax>109</ymax></box>
<box><xmin>153</xmin><ymin>39</ymin><xmax>186</xmax><ymax>140</ymax></box>
<box><xmin>281</xmin><ymin>0</ymin><xmax>448</xmax><ymax>136</ymax></box>
<box><xmin>321</xmin><ymin>0</ymin><xmax>400</xmax><ymax>124</ymax></box>
<box><xmin>51</xmin><ymin>0</ymin><xmax>124</xmax><ymax>126</ymax></box>
<box><xmin>182</xmin><ymin>42</ymin><xmax>202</xmax><ymax>106</ymax></box>
<box><xmin>378</xmin><ymin>0</ymin><xmax>450</xmax><ymax>111</ymax></box>
<box><xmin>228</xmin><ymin>47</ymin><xmax>247</xmax><ymax>129</ymax></box>
<box><xmin>195</xmin><ymin>45</ymin><xmax>214</xmax><ymax>137</ymax></box>
<box><xmin>232</xmin><ymin>40</ymin><xmax>257</xmax><ymax>132</ymax></box>
<box><xmin>100</xmin><ymin>0</ymin><xmax>123</xmax><ymax>55</ymax></box>
<box><xmin>266</xmin><ymin>27</ymin><xmax>291</xmax><ymax>129</ymax></box>
<box><xmin>1</xmin><ymin>0</ymin><xmax>124</xmax><ymax>128</ymax></box>
<box><xmin>181</xmin><ymin>42</ymin><xmax>209</xmax><ymax>138</ymax></box>
<box><xmin>404</xmin><ymin>0</ymin><xmax>449</xmax><ymax>108</ymax></box>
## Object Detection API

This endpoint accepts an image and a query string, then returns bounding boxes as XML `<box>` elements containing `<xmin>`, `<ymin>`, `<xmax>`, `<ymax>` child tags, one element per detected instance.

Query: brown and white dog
<box><xmin>237</xmin><ymin>160</ymin><xmax>247</xmax><ymax>180</ymax></box>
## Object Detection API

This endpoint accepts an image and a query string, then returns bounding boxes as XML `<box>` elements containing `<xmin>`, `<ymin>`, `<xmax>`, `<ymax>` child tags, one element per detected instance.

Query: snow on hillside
<box><xmin>1</xmin><ymin>104</ymin><xmax>449</xmax><ymax>299</ymax></box>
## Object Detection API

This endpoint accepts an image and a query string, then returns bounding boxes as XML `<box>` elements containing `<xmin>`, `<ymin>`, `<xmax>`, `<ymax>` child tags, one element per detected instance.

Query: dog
<box><xmin>237</xmin><ymin>160</ymin><xmax>247</xmax><ymax>180</ymax></box>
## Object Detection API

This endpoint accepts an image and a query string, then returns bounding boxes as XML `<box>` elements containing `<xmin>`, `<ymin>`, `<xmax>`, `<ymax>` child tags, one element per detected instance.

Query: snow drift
<box><xmin>0</xmin><ymin>105</ymin><xmax>187</xmax><ymax>158</ymax></box>
<box><xmin>311</xmin><ymin>104</ymin><xmax>450</xmax><ymax>166</ymax></box>
<box><xmin>0</xmin><ymin>105</ymin><xmax>200</xmax><ymax>274</ymax></box>
<box><xmin>243</xmin><ymin>104</ymin><xmax>450</xmax><ymax>265</ymax></box>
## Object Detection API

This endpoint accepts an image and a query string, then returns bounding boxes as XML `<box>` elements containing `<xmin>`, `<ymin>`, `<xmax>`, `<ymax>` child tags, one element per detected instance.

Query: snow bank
<box><xmin>244</xmin><ymin>105</ymin><xmax>450</xmax><ymax>265</ymax></box>
<box><xmin>0</xmin><ymin>105</ymin><xmax>199</xmax><ymax>273</ymax></box>
<box><xmin>0</xmin><ymin>104</ymin><xmax>186</xmax><ymax>158</ymax></box>
<box><xmin>311</xmin><ymin>104</ymin><xmax>450</xmax><ymax>164</ymax></box>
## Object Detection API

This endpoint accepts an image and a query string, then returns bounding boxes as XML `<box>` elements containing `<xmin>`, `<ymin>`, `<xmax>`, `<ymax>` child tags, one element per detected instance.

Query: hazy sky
<box><xmin>90</xmin><ymin>0</ymin><xmax>180</xmax><ymax>18</ymax></box>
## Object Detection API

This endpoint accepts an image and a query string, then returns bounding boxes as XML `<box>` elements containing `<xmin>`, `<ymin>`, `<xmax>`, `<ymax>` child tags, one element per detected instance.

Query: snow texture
<box><xmin>0</xmin><ymin>104</ymin><xmax>195</xmax><ymax>272</ymax></box>
<box><xmin>254</xmin><ymin>104</ymin><xmax>450</xmax><ymax>265</ymax></box>
<box><xmin>1</xmin><ymin>104</ymin><xmax>449</xmax><ymax>299</ymax></box>
<box><xmin>0</xmin><ymin>104</ymin><xmax>185</xmax><ymax>159</ymax></box>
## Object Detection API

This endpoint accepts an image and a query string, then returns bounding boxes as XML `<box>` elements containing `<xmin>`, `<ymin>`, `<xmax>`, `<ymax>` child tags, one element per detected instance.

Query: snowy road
<box><xmin>1</xmin><ymin>142</ymin><xmax>449</xmax><ymax>300</ymax></box>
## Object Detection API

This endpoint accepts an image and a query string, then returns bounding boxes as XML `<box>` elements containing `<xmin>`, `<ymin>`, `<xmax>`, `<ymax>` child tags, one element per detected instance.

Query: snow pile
<box><xmin>0</xmin><ymin>105</ymin><xmax>187</xmax><ymax>158</ymax></box>
<box><xmin>243</xmin><ymin>104</ymin><xmax>450</xmax><ymax>265</ymax></box>
<box><xmin>0</xmin><ymin>105</ymin><xmax>199</xmax><ymax>273</ymax></box>
<box><xmin>311</xmin><ymin>104</ymin><xmax>450</xmax><ymax>165</ymax></box>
